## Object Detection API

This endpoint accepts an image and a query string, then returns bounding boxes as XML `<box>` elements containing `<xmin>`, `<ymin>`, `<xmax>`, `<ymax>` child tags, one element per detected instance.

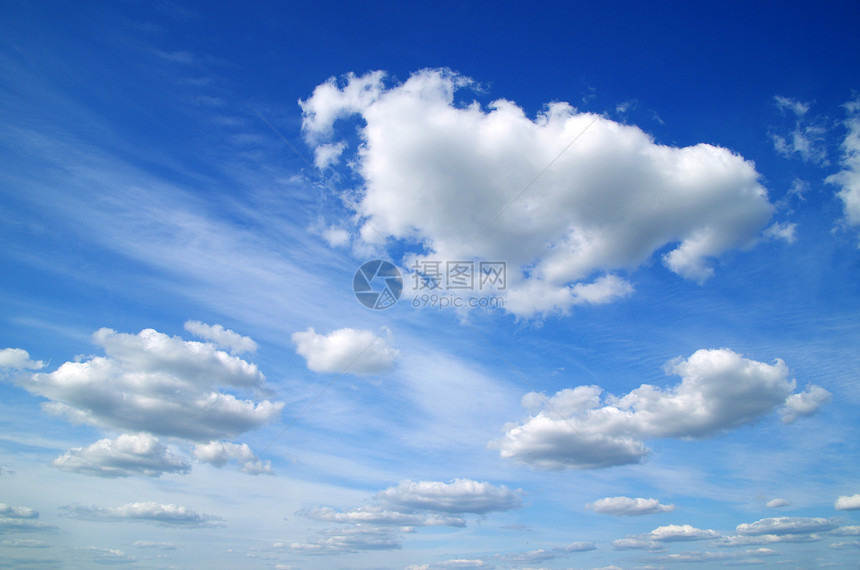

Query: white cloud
<box><xmin>775</xmin><ymin>96</ymin><xmax>810</xmax><ymax>116</ymax></box>
<box><xmin>0</xmin><ymin>348</ymin><xmax>44</xmax><ymax>370</ymax></box>
<box><xmin>496</xmin><ymin>542</ymin><xmax>595</xmax><ymax>564</ymax></box>
<box><xmin>763</xmin><ymin>222</ymin><xmax>797</xmax><ymax>244</ymax></box>
<box><xmin>835</xmin><ymin>494</ymin><xmax>860</xmax><ymax>511</ymax></box>
<box><xmin>559</xmin><ymin>541</ymin><xmax>597</xmax><ymax>552</ymax></box>
<box><xmin>193</xmin><ymin>440</ymin><xmax>272</xmax><ymax>474</ymax></box>
<box><xmin>765</xmin><ymin>498</ymin><xmax>791</xmax><ymax>508</ymax></box>
<box><xmin>736</xmin><ymin>516</ymin><xmax>839</xmax><ymax>535</ymax></box>
<box><xmin>0</xmin><ymin>539</ymin><xmax>49</xmax><ymax>548</ymax></box>
<box><xmin>771</xmin><ymin>96</ymin><xmax>828</xmax><ymax>165</ymax></box>
<box><xmin>494</xmin><ymin>348</ymin><xmax>821</xmax><ymax>469</ymax></box>
<box><xmin>292</xmin><ymin>327</ymin><xmax>398</xmax><ymax>375</ymax></box>
<box><xmin>133</xmin><ymin>541</ymin><xmax>177</xmax><ymax>549</ymax></box>
<box><xmin>0</xmin><ymin>504</ymin><xmax>37</xmax><ymax>519</ymax></box>
<box><xmin>13</xmin><ymin>327</ymin><xmax>283</xmax><ymax>441</ymax></box>
<box><xmin>826</xmin><ymin>98</ymin><xmax>860</xmax><ymax>227</ymax></box>
<box><xmin>374</xmin><ymin>479</ymin><xmax>523</xmax><ymax>514</ymax></box>
<box><xmin>0</xmin><ymin>504</ymin><xmax>56</xmax><ymax>535</ymax></box>
<box><xmin>587</xmin><ymin>496</ymin><xmax>675</xmax><ymax>516</ymax></box>
<box><xmin>715</xmin><ymin>533</ymin><xmax>823</xmax><ymax>546</ymax></box>
<box><xmin>611</xmin><ymin>537</ymin><xmax>664</xmax><ymax>551</ymax></box>
<box><xmin>832</xmin><ymin>525</ymin><xmax>860</xmax><ymax>536</ymax></box>
<box><xmin>654</xmin><ymin>548</ymin><xmax>776</xmax><ymax>563</ymax></box>
<box><xmin>60</xmin><ymin>502</ymin><xmax>223</xmax><ymax>527</ymax></box>
<box><xmin>321</xmin><ymin>225</ymin><xmax>350</xmax><ymax>248</ymax></box>
<box><xmin>51</xmin><ymin>433</ymin><xmax>190</xmax><ymax>478</ymax></box>
<box><xmin>286</xmin><ymin>525</ymin><xmax>403</xmax><ymax>554</ymax></box>
<box><xmin>294</xmin><ymin>479</ymin><xmax>520</xmax><ymax>554</ymax></box>
<box><xmin>183</xmin><ymin>321</ymin><xmax>258</xmax><ymax>354</ymax></box>
<box><xmin>299</xmin><ymin>506</ymin><xmax>465</xmax><ymax>527</ymax></box>
<box><xmin>646</xmin><ymin>524</ymin><xmax>720</xmax><ymax>542</ymax></box>
<box><xmin>313</xmin><ymin>141</ymin><xmax>347</xmax><ymax>169</ymax></box>
<box><xmin>301</xmin><ymin>69</ymin><xmax>775</xmax><ymax>317</ymax></box>
<box><xmin>406</xmin><ymin>559</ymin><xmax>493</xmax><ymax>570</ymax></box>
<box><xmin>781</xmin><ymin>384</ymin><xmax>831</xmax><ymax>423</ymax></box>
<box><xmin>831</xmin><ymin>540</ymin><xmax>860</xmax><ymax>549</ymax></box>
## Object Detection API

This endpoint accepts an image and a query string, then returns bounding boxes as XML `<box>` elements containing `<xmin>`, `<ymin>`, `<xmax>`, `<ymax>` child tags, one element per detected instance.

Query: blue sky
<box><xmin>1</xmin><ymin>1</ymin><xmax>860</xmax><ymax>568</ymax></box>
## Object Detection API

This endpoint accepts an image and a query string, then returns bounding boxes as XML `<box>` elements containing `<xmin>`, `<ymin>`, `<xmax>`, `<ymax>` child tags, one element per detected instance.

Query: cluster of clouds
<box><xmin>611</xmin><ymin>514</ymin><xmax>858</xmax><ymax>564</ymax></box>
<box><xmin>403</xmin><ymin>501</ymin><xmax>860</xmax><ymax>568</ymax></box>
<box><xmin>771</xmin><ymin>95</ymin><xmax>860</xmax><ymax>236</ymax></box>
<box><xmin>493</xmin><ymin>348</ymin><xmax>829</xmax><ymax>469</ymax></box>
<box><xmin>1</xmin><ymin>322</ymin><xmax>280</xmax><ymax>479</ymax></box>
<box><xmin>0</xmin><ymin>503</ymin><xmax>56</xmax><ymax>535</ymax></box>
<box><xmin>287</xmin><ymin>479</ymin><xmax>522</xmax><ymax>554</ymax></box>
<box><xmin>301</xmin><ymin>69</ymin><xmax>779</xmax><ymax>316</ymax></box>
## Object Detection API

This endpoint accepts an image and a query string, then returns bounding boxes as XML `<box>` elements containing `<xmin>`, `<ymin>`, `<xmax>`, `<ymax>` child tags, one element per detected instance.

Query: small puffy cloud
<box><xmin>587</xmin><ymin>497</ymin><xmax>675</xmax><ymax>516</ymax></box>
<box><xmin>292</xmin><ymin>327</ymin><xmax>398</xmax><ymax>375</ymax></box>
<box><xmin>781</xmin><ymin>384</ymin><xmax>831</xmax><ymax>423</ymax></box>
<box><xmin>60</xmin><ymin>502</ymin><xmax>223</xmax><ymax>528</ymax></box>
<box><xmin>765</xmin><ymin>498</ymin><xmax>791</xmax><ymax>508</ymax></box>
<box><xmin>559</xmin><ymin>541</ymin><xmax>597</xmax><ymax>552</ymax></box>
<box><xmin>763</xmin><ymin>222</ymin><xmax>797</xmax><ymax>244</ymax></box>
<box><xmin>611</xmin><ymin>537</ymin><xmax>664</xmax><ymax>551</ymax></box>
<box><xmin>374</xmin><ymin>479</ymin><xmax>523</xmax><ymax>514</ymax></box>
<box><xmin>646</xmin><ymin>524</ymin><xmax>720</xmax><ymax>542</ymax></box>
<box><xmin>832</xmin><ymin>525</ymin><xmax>860</xmax><ymax>536</ymax></box>
<box><xmin>301</xmin><ymin>69</ymin><xmax>775</xmax><ymax>317</ymax></box>
<box><xmin>0</xmin><ymin>348</ymin><xmax>44</xmax><ymax>370</ymax></box>
<box><xmin>193</xmin><ymin>441</ymin><xmax>272</xmax><ymax>474</ymax></box>
<box><xmin>313</xmin><ymin>141</ymin><xmax>347</xmax><ymax>169</ymax></box>
<box><xmin>183</xmin><ymin>321</ymin><xmax>257</xmax><ymax>354</ymax></box>
<box><xmin>827</xmin><ymin>98</ymin><xmax>860</xmax><ymax>227</ymax></box>
<box><xmin>321</xmin><ymin>226</ymin><xmax>350</xmax><ymax>248</ymax></box>
<box><xmin>51</xmin><ymin>433</ymin><xmax>190</xmax><ymax>478</ymax></box>
<box><xmin>835</xmin><ymin>494</ymin><xmax>860</xmax><ymax>511</ymax></box>
<box><xmin>300</xmin><ymin>506</ymin><xmax>465</xmax><ymax>527</ymax></box>
<box><xmin>495</xmin><ymin>349</ymin><xmax>820</xmax><ymax>470</ymax></box>
<box><xmin>13</xmin><ymin>327</ymin><xmax>283</xmax><ymax>441</ymax></box>
<box><xmin>736</xmin><ymin>516</ymin><xmax>839</xmax><ymax>535</ymax></box>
